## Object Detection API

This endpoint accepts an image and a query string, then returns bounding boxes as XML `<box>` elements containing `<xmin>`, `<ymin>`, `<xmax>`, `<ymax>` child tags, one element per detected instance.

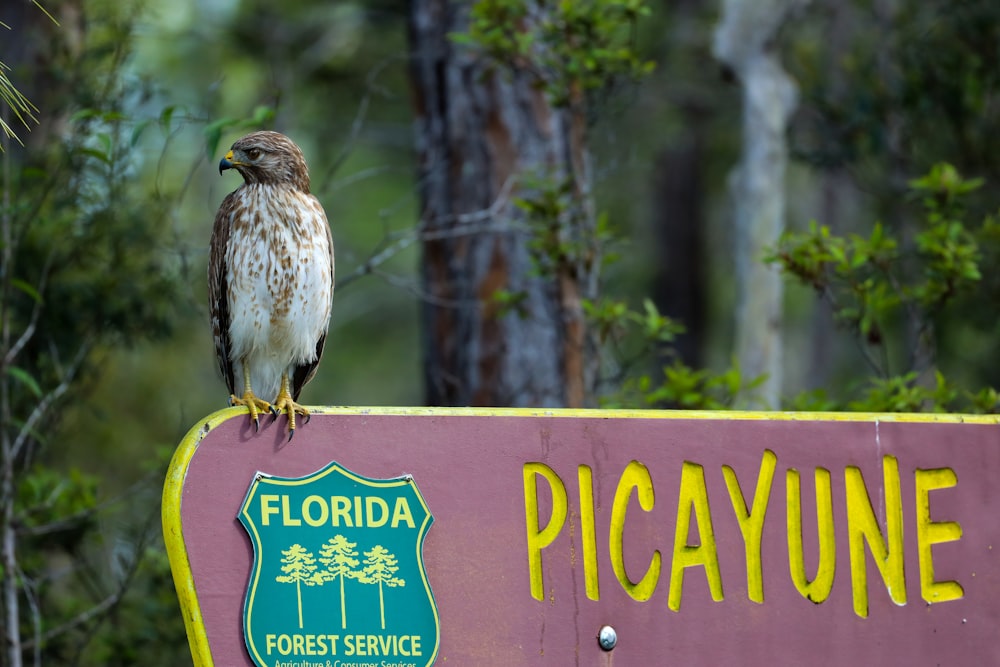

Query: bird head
<box><xmin>218</xmin><ymin>131</ymin><xmax>311</xmax><ymax>192</ymax></box>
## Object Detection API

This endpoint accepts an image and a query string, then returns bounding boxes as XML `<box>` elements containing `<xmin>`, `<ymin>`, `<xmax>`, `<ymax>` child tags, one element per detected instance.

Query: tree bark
<box><xmin>713</xmin><ymin>0</ymin><xmax>809</xmax><ymax>409</ymax></box>
<box><xmin>408</xmin><ymin>0</ymin><xmax>598</xmax><ymax>407</ymax></box>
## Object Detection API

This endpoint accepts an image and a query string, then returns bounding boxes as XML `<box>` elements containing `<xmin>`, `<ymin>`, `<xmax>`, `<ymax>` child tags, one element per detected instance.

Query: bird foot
<box><xmin>271</xmin><ymin>390</ymin><xmax>310</xmax><ymax>441</ymax></box>
<box><xmin>229</xmin><ymin>392</ymin><xmax>274</xmax><ymax>432</ymax></box>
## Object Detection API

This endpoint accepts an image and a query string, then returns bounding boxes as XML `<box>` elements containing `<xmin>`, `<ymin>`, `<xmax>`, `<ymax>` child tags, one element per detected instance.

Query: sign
<box><xmin>237</xmin><ymin>463</ymin><xmax>438</xmax><ymax>667</ymax></box>
<box><xmin>163</xmin><ymin>407</ymin><xmax>1000</xmax><ymax>665</ymax></box>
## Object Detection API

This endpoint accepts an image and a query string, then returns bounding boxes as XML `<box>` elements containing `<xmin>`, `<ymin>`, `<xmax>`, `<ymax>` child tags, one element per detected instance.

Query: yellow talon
<box><xmin>272</xmin><ymin>373</ymin><xmax>310</xmax><ymax>441</ymax></box>
<box><xmin>230</xmin><ymin>391</ymin><xmax>273</xmax><ymax>431</ymax></box>
<box><xmin>230</xmin><ymin>366</ymin><xmax>272</xmax><ymax>431</ymax></box>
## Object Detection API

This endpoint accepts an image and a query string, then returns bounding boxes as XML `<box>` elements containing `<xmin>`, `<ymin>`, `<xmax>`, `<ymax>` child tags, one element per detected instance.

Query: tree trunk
<box><xmin>651</xmin><ymin>121</ymin><xmax>707</xmax><ymax>368</ymax></box>
<box><xmin>408</xmin><ymin>0</ymin><xmax>598</xmax><ymax>408</ymax></box>
<box><xmin>713</xmin><ymin>0</ymin><xmax>809</xmax><ymax>409</ymax></box>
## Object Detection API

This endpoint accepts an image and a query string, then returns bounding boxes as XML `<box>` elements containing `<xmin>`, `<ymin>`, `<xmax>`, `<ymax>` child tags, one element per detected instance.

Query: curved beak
<box><xmin>219</xmin><ymin>149</ymin><xmax>236</xmax><ymax>175</ymax></box>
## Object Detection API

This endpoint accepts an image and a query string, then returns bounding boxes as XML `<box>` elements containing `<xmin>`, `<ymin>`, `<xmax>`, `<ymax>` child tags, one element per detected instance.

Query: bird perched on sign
<box><xmin>209</xmin><ymin>131</ymin><xmax>334</xmax><ymax>439</ymax></box>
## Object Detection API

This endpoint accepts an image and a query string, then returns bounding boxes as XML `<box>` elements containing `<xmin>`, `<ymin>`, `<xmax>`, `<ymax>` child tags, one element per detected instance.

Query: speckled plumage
<box><xmin>209</xmin><ymin>131</ymin><xmax>334</xmax><ymax>419</ymax></box>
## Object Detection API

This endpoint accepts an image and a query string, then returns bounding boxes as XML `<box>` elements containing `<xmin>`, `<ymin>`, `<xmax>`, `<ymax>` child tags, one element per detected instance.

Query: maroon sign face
<box><xmin>163</xmin><ymin>408</ymin><xmax>1000</xmax><ymax>666</ymax></box>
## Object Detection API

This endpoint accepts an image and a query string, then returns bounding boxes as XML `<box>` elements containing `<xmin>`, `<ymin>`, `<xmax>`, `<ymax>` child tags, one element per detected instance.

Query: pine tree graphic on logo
<box><xmin>274</xmin><ymin>544</ymin><xmax>320</xmax><ymax>629</ymax></box>
<box><xmin>239</xmin><ymin>463</ymin><xmax>440</xmax><ymax>667</ymax></box>
<box><xmin>359</xmin><ymin>545</ymin><xmax>406</xmax><ymax>630</ymax></box>
<box><xmin>317</xmin><ymin>535</ymin><xmax>362</xmax><ymax>629</ymax></box>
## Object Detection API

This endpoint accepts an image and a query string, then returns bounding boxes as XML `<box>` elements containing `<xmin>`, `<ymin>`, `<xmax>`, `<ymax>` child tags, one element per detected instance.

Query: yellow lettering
<box><xmin>609</xmin><ymin>460</ymin><xmax>661</xmax><ymax>601</ymax></box>
<box><xmin>669</xmin><ymin>461</ymin><xmax>723</xmax><ymax>611</ymax></box>
<box><xmin>786</xmin><ymin>467</ymin><xmax>836</xmax><ymax>603</ymax></box>
<box><xmin>331</xmin><ymin>496</ymin><xmax>352</xmax><ymax>527</ymax></box>
<box><xmin>281</xmin><ymin>494</ymin><xmax>301</xmax><ymax>526</ymax></box>
<box><xmin>722</xmin><ymin>449</ymin><xmax>777</xmax><ymax>603</ymax></box>
<box><xmin>302</xmin><ymin>495</ymin><xmax>328</xmax><ymax>527</ymax></box>
<box><xmin>260</xmin><ymin>494</ymin><xmax>280</xmax><ymax>526</ymax></box>
<box><xmin>354</xmin><ymin>496</ymin><xmax>363</xmax><ymax>527</ymax></box>
<box><xmin>578</xmin><ymin>465</ymin><xmax>600</xmax><ymax>600</ymax></box>
<box><xmin>391</xmin><ymin>497</ymin><xmax>416</xmax><ymax>528</ymax></box>
<box><xmin>523</xmin><ymin>463</ymin><xmax>568</xmax><ymax>601</ymax></box>
<box><xmin>846</xmin><ymin>456</ymin><xmax>906</xmax><ymax>618</ymax></box>
<box><xmin>366</xmin><ymin>496</ymin><xmax>389</xmax><ymax>528</ymax></box>
<box><xmin>264</xmin><ymin>634</ymin><xmax>340</xmax><ymax>655</ymax></box>
<box><xmin>915</xmin><ymin>468</ymin><xmax>963</xmax><ymax>604</ymax></box>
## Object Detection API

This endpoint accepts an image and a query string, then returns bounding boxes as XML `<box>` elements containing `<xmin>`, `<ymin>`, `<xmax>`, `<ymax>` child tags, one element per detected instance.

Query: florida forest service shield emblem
<box><xmin>238</xmin><ymin>462</ymin><xmax>439</xmax><ymax>667</ymax></box>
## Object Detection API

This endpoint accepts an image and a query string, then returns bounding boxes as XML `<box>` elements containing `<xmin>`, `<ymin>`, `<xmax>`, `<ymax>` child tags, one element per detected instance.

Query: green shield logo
<box><xmin>238</xmin><ymin>462</ymin><xmax>439</xmax><ymax>667</ymax></box>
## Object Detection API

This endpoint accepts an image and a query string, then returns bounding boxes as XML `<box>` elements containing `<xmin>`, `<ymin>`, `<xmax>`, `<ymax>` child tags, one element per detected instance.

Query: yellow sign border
<box><xmin>162</xmin><ymin>406</ymin><xmax>1000</xmax><ymax>665</ymax></box>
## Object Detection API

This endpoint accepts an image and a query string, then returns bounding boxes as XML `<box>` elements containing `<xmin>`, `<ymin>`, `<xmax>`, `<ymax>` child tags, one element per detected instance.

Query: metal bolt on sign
<box><xmin>598</xmin><ymin>625</ymin><xmax>618</xmax><ymax>651</ymax></box>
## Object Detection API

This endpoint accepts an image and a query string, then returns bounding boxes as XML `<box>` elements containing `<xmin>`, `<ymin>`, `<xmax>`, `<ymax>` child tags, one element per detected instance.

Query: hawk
<box><xmin>209</xmin><ymin>131</ymin><xmax>334</xmax><ymax>439</ymax></box>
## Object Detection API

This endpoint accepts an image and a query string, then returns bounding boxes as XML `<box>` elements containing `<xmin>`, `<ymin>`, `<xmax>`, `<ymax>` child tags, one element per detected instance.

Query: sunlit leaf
<box><xmin>11</xmin><ymin>278</ymin><xmax>42</xmax><ymax>303</ymax></box>
<box><xmin>7</xmin><ymin>366</ymin><xmax>42</xmax><ymax>398</ymax></box>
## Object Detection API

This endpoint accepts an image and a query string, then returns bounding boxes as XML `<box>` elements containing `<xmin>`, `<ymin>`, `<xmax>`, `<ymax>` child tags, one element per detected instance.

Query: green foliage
<box><xmin>586</xmin><ymin>297</ymin><xmax>682</xmax><ymax>347</ymax></box>
<box><xmin>620</xmin><ymin>359</ymin><xmax>760</xmax><ymax>411</ymax></box>
<box><xmin>908</xmin><ymin>163</ymin><xmax>984</xmax><ymax>304</ymax></box>
<box><xmin>847</xmin><ymin>371</ymin><xmax>956</xmax><ymax>413</ymax></box>
<box><xmin>767</xmin><ymin>220</ymin><xmax>900</xmax><ymax>344</ymax></box>
<box><xmin>514</xmin><ymin>172</ymin><xmax>612</xmax><ymax>279</ymax></box>
<box><xmin>1</xmin><ymin>2</ymin><xmax>191</xmax><ymax>664</ymax></box>
<box><xmin>604</xmin><ymin>161</ymin><xmax>999</xmax><ymax>414</ymax></box>
<box><xmin>84</xmin><ymin>541</ymin><xmax>190</xmax><ymax>666</ymax></box>
<box><xmin>768</xmin><ymin>163</ymin><xmax>986</xmax><ymax>345</ymax></box>
<box><xmin>455</xmin><ymin>0</ymin><xmax>655</xmax><ymax>108</ymax></box>
<box><xmin>491</xmin><ymin>288</ymin><xmax>530</xmax><ymax>319</ymax></box>
<box><xmin>17</xmin><ymin>467</ymin><xmax>98</xmax><ymax>538</ymax></box>
<box><xmin>790</xmin><ymin>0</ymin><xmax>1000</xmax><ymax>183</ymax></box>
<box><xmin>789</xmin><ymin>373</ymin><xmax>1000</xmax><ymax>415</ymax></box>
<box><xmin>585</xmin><ymin>296</ymin><xmax>762</xmax><ymax>409</ymax></box>
<box><xmin>494</xmin><ymin>172</ymin><xmax>616</xmax><ymax>319</ymax></box>
<box><xmin>779</xmin><ymin>0</ymin><xmax>1000</xmax><ymax>412</ymax></box>
<box><xmin>768</xmin><ymin>163</ymin><xmax>999</xmax><ymax>412</ymax></box>
<box><xmin>1</xmin><ymin>3</ymin><xmax>995</xmax><ymax>663</ymax></box>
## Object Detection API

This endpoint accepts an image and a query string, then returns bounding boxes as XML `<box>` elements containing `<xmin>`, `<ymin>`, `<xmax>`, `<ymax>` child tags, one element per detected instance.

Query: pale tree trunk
<box><xmin>713</xmin><ymin>0</ymin><xmax>809</xmax><ymax>409</ymax></box>
<box><xmin>408</xmin><ymin>0</ymin><xmax>598</xmax><ymax>408</ymax></box>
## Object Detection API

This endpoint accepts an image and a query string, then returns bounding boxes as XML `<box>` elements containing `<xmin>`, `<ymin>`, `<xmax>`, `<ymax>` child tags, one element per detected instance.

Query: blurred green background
<box><xmin>1</xmin><ymin>0</ymin><xmax>998</xmax><ymax>663</ymax></box>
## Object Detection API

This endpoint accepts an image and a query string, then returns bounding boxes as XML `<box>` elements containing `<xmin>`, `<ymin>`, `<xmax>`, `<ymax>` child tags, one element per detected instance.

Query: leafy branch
<box><xmin>454</xmin><ymin>0</ymin><xmax>654</xmax><ymax>109</ymax></box>
<box><xmin>768</xmin><ymin>162</ymin><xmax>997</xmax><ymax>412</ymax></box>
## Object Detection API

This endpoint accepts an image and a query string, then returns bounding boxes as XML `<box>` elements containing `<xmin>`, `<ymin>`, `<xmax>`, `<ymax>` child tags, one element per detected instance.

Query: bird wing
<box><xmin>290</xmin><ymin>196</ymin><xmax>335</xmax><ymax>401</ymax></box>
<box><xmin>209</xmin><ymin>191</ymin><xmax>239</xmax><ymax>395</ymax></box>
<box><xmin>291</xmin><ymin>333</ymin><xmax>327</xmax><ymax>401</ymax></box>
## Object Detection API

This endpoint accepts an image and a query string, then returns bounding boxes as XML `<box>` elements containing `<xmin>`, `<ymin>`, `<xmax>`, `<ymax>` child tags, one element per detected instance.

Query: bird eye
<box><xmin>246</xmin><ymin>148</ymin><xmax>261</xmax><ymax>160</ymax></box>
